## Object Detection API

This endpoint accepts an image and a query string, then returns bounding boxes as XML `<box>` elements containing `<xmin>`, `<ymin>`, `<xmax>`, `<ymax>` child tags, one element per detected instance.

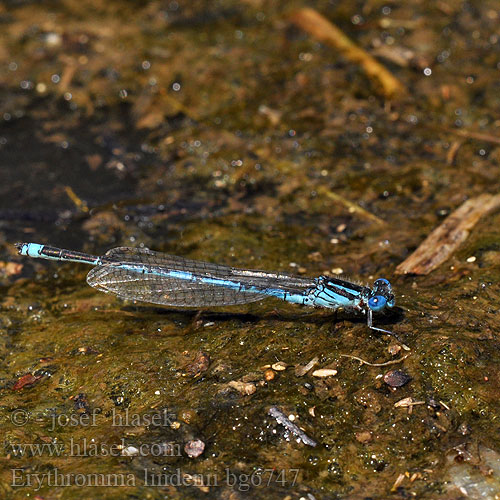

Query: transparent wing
<box><xmin>86</xmin><ymin>247</ymin><xmax>314</xmax><ymax>307</ymax></box>
<box><xmin>87</xmin><ymin>265</ymin><xmax>267</xmax><ymax>306</ymax></box>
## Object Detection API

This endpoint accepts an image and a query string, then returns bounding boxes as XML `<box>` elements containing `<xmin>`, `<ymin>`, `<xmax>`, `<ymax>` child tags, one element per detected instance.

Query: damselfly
<box><xmin>16</xmin><ymin>242</ymin><xmax>395</xmax><ymax>334</ymax></box>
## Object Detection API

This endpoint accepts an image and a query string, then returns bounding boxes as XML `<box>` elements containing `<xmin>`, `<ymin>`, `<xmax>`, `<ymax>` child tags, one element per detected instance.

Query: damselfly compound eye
<box><xmin>368</xmin><ymin>295</ymin><xmax>387</xmax><ymax>312</ymax></box>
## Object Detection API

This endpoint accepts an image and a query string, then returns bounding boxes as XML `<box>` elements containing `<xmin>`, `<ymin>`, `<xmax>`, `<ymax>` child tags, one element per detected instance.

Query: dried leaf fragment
<box><xmin>13</xmin><ymin>374</ymin><xmax>43</xmax><ymax>390</ymax></box>
<box><xmin>184</xmin><ymin>351</ymin><xmax>210</xmax><ymax>377</ymax></box>
<box><xmin>228</xmin><ymin>380</ymin><xmax>256</xmax><ymax>395</ymax></box>
<box><xmin>394</xmin><ymin>397</ymin><xmax>425</xmax><ymax>408</ymax></box>
<box><xmin>295</xmin><ymin>356</ymin><xmax>319</xmax><ymax>376</ymax></box>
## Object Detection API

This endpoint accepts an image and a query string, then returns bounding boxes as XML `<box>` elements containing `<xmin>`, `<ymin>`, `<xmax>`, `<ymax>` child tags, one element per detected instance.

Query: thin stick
<box><xmin>396</xmin><ymin>193</ymin><xmax>500</xmax><ymax>275</ymax></box>
<box><xmin>319</xmin><ymin>187</ymin><xmax>386</xmax><ymax>225</ymax></box>
<box><xmin>446</xmin><ymin>128</ymin><xmax>500</xmax><ymax>146</ymax></box>
<box><xmin>290</xmin><ymin>8</ymin><xmax>405</xmax><ymax>98</ymax></box>
<box><xmin>64</xmin><ymin>186</ymin><xmax>89</xmax><ymax>213</ymax></box>
<box><xmin>268</xmin><ymin>406</ymin><xmax>317</xmax><ymax>447</ymax></box>
<box><xmin>341</xmin><ymin>353</ymin><xmax>409</xmax><ymax>367</ymax></box>
<box><xmin>446</xmin><ymin>141</ymin><xmax>463</xmax><ymax>166</ymax></box>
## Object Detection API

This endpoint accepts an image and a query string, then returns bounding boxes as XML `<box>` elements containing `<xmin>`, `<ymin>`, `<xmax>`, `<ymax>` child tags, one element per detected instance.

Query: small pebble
<box><xmin>308</xmin><ymin>251</ymin><xmax>322</xmax><ymax>262</ymax></box>
<box><xmin>383</xmin><ymin>370</ymin><xmax>411</xmax><ymax>387</ymax></box>
<box><xmin>179</xmin><ymin>409</ymin><xmax>196</xmax><ymax>424</ymax></box>
<box><xmin>388</xmin><ymin>344</ymin><xmax>402</xmax><ymax>356</ymax></box>
<box><xmin>355</xmin><ymin>431</ymin><xmax>372</xmax><ymax>444</ymax></box>
<box><xmin>312</xmin><ymin>369</ymin><xmax>338</xmax><ymax>378</ymax></box>
<box><xmin>121</xmin><ymin>446</ymin><xmax>139</xmax><ymax>456</ymax></box>
<box><xmin>228</xmin><ymin>380</ymin><xmax>256</xmax><ymax>395</ymax></box>
<box><xmin>44</xmin><ymin>32</ymin><xmax>62</xmax><ymax>47</ymax></box>
<box><xmin>184</xmin><ymin>439</ymin><xmax>205</xmax><ymax>458</ymax></box>
<box><xmin>271</xmin><ymin>361</ymin><xmax>288</xmax><ymax>371</ymax></box>
<box><xmin>264</xmin><ymin>369</ymin><xmax>275</xmax><ymax>381</ymax></box>
<box><xmin>458</xmin><ymin>422</ymin><xmax>471</xmax><ymax>435</ymax></box>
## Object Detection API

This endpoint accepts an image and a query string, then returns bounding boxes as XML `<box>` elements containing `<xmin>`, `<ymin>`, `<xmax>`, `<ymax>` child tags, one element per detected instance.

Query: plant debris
<box><xmin>396</xmin><ymin>194</ymin><xmax>500</xmax><ymax>275</ymax></box>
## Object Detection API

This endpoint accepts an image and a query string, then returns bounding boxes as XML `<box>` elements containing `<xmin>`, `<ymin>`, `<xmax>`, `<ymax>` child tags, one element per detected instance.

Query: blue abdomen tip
<box><xmin>16</xmin><ymin>242</ymin><xmax>44</xmax><ymax>257</ymax></box>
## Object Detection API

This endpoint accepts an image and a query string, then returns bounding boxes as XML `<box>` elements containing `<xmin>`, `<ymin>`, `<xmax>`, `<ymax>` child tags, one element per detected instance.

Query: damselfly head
<box><xmin>367</xmin><ymin>278</ymin><xmax>395</xmax><ymax>312</ymax></box>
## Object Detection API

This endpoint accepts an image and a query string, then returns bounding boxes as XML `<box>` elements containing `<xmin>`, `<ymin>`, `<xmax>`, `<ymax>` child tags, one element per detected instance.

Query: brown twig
<box><xmin>64</xmin><ymin>186</ymin><xmax>89</xmax><ymax>213</ymax></box>
<box><xmin>396</xmin><ymin>193</ymin><xmax>500</xmax><ymax>275</ymax></box>
<box><xmin>319</xmin><ymin>187</ymin><xmax>386</xmax><ymax>225</ymax></box>
<box><xmin>290</xmin><ymin>8</ymin><xmax>405</xmax><ymax>98</ymax></box>
<box><xmin>446</xmin><ymin>141</ymin><xmax>463</xmax><ymax>166</ymax></box>
<box><xmin>341</xmin><ymin>353</ymin><xmax>409</xmax><ymax>367</ymax></box>
<box><xmin>445</xmin><ymin>128</ymin><xmax>500</xmax><ymax>146</ymax></box>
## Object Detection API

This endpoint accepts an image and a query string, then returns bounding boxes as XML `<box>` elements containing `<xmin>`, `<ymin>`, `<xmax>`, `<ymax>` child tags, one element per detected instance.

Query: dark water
<box><xmin>1</xmin><ymin>1</ymin><xmax>499</xmax><ymax>498</ymax></box>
